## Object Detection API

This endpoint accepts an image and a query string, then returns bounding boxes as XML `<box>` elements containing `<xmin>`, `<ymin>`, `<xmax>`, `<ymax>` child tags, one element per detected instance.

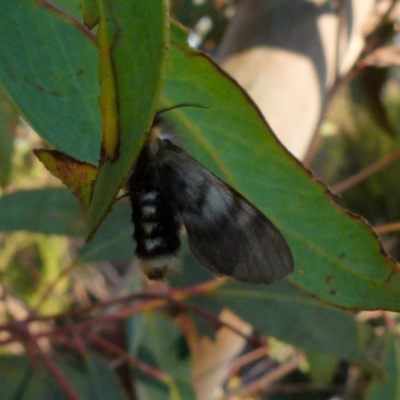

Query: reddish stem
<box><xmin>22</xmin><ymin>327</ymin><xmax>81</xmax><ymax>400</ymax></box>
<box><xmin>90</xmin><ymin>334</ymin><xmax>169</xmax><ymax>382</ymax></box>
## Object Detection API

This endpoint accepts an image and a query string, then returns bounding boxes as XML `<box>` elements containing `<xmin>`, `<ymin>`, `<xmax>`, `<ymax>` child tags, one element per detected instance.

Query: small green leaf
<box><xmin>0</xmin><ymin>354</ymin><xmax>126</xmax><ymax>400</ymax></box>
<box><xmin>82</xmin><ymin>0</ymin><xmax>99</xmax><ymax>29</ymax></box>
<box><xmin>306</xmin><ymin>351</ymin><xmax>340</xmax><ymax>386</ymax></box>
<box><xmin>0</xmin><ymin>355</ymin><xmax>32</xmax><ymax>399</ymax></box>
<box><xmin>83</xmin><ymin>355</ymin><xmax>126</xmax><ymax>400</ymax></box>
<box><xmin>129</xmin><ymin>312</ymin><xmax>195</xmax><ymax>400</ymax></box>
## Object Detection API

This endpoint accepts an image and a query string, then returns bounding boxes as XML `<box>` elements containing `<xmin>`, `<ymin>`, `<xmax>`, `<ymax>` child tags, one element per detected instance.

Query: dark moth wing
<box><xmin>156</xmin><ymin>138</ymin><xmax>294</xmax><ymax>284</ymax></box>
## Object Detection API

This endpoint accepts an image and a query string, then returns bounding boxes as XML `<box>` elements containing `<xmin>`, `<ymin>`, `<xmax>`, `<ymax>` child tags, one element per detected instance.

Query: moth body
<box><xmin>128</xmin><ymin>128</ymin><xmax>182</xmax><ymax>280</ymax></box>
<box><xmin>127</xmin><ymin>116</ymin><xmax>294</xmax><ymax>284</ymax></box>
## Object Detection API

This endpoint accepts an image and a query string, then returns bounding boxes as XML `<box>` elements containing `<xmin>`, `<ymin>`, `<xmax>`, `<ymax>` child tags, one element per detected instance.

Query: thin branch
<box><xmin>374</xmin><ymin>221</ymin><xmax>400</xmax><ymax>234</ymax></box>
<box><xmin>331</xmin><ymin>147</ymin><xmax>400</xmax><ymax>193</ymax></box>
<box><xmin>228</xmin><ymin>345</ymin><xmax>269</xmax><ymax>377</ymax></box>
<box><xmin>89</xmin><ymin>334</ymin><xmax>170</xmax><ymax>382</ymax></box>
<box><xmin>0</xmin><ymin>279</ymin><xmax>225</xmax><ymax>331</ymax></box>
<box><xmin>0</xmin><ymin>280</ymin><xmax>252</xmax><ymax>349</ymax></box>
<box><xmin>22</xmin><ymin>327</ymin><xmax>81</xmax><ymax>400</ymax></box>
<box><xmin>178</xmin><ymin>301</ymin><xmax>259</xmax><ymax>346</ymax></box>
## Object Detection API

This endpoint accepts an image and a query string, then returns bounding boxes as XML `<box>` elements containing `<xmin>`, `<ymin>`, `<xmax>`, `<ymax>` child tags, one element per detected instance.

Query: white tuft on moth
<box><xmin>126</xmin><ymin>114</ymin><xmax>294</xmax><ymax>284</ymax></box>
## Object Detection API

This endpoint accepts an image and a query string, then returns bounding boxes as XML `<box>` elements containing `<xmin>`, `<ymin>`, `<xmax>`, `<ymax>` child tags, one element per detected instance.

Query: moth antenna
<box><xmin>156</xmin><ymin>103</ymin><xmax>209</xmax><ymax>115</ymax></box>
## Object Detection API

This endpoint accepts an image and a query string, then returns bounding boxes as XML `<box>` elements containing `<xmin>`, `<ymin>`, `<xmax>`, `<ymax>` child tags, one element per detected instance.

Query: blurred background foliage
<box><xmin>2</xmin><ymin>0</ymin><xmax>400</xmax><ymax>399</ymax></box>
<box><xmin>313</xmin><ymin>79</ymin><xmax>400</xmax><ymax>259</ymax></box>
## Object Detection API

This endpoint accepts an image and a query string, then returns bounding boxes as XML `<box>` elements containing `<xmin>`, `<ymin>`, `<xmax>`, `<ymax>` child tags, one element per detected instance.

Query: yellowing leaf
<box><xmin>34</xmin><ymin>149</ymin><xmax>97</xmax><ymax>213</ymax></box>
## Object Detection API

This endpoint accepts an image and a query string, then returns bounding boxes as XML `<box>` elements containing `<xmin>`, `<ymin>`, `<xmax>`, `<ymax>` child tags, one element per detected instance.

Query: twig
<box><xmin>21</xmin><ymin>327</ymin><xmax>81</xmax><ymax>400</ymax></box>
<box><xmin>228</xmin><ymin>345</ymin><xmax>269</xmax><ymax>377</ymax></box>
<box><xmin>0</xmin><ymin>279</ymin><xmax>222</xmax><ymax>332</ymax></box>
<box><xmin>178</xmin><ymin>301</ymin><xmax>259</xmax><ymax>346</ymax></box>
<box><xmin>0</xmin><ymin>280</ymin><xmax>251</xmax><ymax>349</ymax></box>
<box><xmin>331</xmin><ymin>147</ymin><xmax>400</xmax><ymax>193</ymax></box>
<box><xmin>89</xmin><ymin>334</ymin><xmax>170</xmax><ymax>382</ymax></box>
<box><xmin>373</xmin><ymin>221</ymin><xmax>400</xmax><ymax>234</ymax></box>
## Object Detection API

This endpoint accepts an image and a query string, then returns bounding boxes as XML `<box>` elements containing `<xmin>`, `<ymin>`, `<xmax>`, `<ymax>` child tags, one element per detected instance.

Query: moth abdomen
<box><xmin>131</xmin><ymin>188</ymin><xmax>181</xmax><ymax>280</ymax></box>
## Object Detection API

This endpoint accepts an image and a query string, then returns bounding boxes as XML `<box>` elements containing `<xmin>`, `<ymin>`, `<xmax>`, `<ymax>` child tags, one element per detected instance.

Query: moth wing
<box><xmin>159</xmin><ymin>141</ymin><xmax>294</xmax><ymax>284</ymax></box>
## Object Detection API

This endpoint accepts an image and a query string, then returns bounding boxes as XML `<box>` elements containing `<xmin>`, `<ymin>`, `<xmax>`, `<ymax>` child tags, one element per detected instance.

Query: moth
<box><xmin>126</xmin><ymin>115</ymin><xmax>294</xmax><ymax>284</ymax></box>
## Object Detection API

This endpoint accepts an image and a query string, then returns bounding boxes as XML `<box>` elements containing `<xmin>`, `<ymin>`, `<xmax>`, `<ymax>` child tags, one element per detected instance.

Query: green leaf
<box><xmin>0</xmin><ymin>354</ymin><xmax>125</xmax><ymax>400</ymax></box>
<box><xmin>83</xmin><ymin>355</ymin><xmax>126</xmax><ymax>400</ymax></box>
<box><xmin>171</xmin><ymin>250</ymin><xmax>382</xmax><ymax>373</ymax></box>
<box><xmin>87</xmin><ymin>0</ymin><xmax>169</xmax><ymax>239</ymax></box>
<box><xmin>0</xmin><ymin>355</ymin><xmax>31</xmax><ymax>399</ymax></box>
<box><xmin>0</xmin><ymin>188</ymin><xmax>85</xmax><ymax>236</ymax></box>
<box><xmin>159</xmin><ymin>23</ymin><xmax>400</xmax><ymax>311</ymax></box>
<box><xmin>0</xmin><ymin>0</ymin><xmax>101</xmax><ymax>164</ymax></box>
<box><xmin>129</xmin><ymin>312</ymin><xmax>195</xmax><ymax>400</ymax></box>
<box><xmin>78</xmin><ymin>201</ymin><xmax>133</xmax><ymax>262</ymax></box>
<box><xmin>366</xmin><ymin>334</ymin><xmax>400</xmax><ymax>400</ymax></box>
<box><xmin>214</xmin><ymin>280</ymin><xmax>381</xmax><ymax>371</ymax></box>
<box><xmin>0</xmin><ymin>187</ymin><xmax>134</xmax><ymax>262</ymax></box>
